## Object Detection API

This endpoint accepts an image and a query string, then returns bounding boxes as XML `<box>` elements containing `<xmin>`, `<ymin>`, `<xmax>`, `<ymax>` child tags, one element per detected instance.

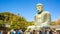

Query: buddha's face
<box><xmin>36</xmin><ymin>5</ymin><xmax>43</xmax><ymax>12</ymax></box>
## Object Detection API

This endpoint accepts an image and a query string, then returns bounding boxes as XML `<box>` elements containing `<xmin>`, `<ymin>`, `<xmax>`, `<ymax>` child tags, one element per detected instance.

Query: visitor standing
<box><xmin>0</xmin><ymin>31</ymin><xmax>2</xmax><ymax>34</ymax></box>
<box><xmin>16</xmin><ymin>30</ymin><xmax>21</xmax><ymax>34</ymax></box>
<box><xmin>42</xmin><ymin>29</ymin><xmax>47</xmax><ymax>34</ymax></box>
<box><xmin>10</xmin><ymin>29</ymin><xmax>16</xmax><ymax>34</ymax></box>
<box><xmin>32</xmin><ymin>30</ymin><xmax>37</xmax><ymax>34</ymax></box>
<box><xmin>30</xmin><ymin>30</ymin><xmax>33</xmax><ymax>34</ymax></box>
<box><xmin>7</xmin><ymin>31</ymin><xmax>10</xmax><ymax>34</ymax></box>
<box><xmin>19</xmin><ymin>30</ymin><xmax>23</xmax><ymax>34</ymax></box>
<box><xmin>39</xmin><ymin>30</ymin><xmax>42</xmax><ymax>34</ymax></box>
<box><xmin>49</xmin><ymin>30</ymin><xmax>53</xmax><ymax>34</ymax></box>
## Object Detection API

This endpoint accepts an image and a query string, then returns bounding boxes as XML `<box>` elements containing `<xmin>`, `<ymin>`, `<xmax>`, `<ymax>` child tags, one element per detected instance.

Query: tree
<box><xmin>56</xmin><ymin>18</ymin><xmax>60</xmax><ymax>25</ymax></box>
<box><xmin>50</xmin><ymin>21</ymin><xmax>57</xmax><ymax>26</ymax></box>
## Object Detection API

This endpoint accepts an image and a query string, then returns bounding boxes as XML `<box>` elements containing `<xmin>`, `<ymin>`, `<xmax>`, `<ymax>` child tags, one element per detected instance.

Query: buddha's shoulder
<box><xmin>43</xmin><ymin>11</ymin><xmax>50</xmax><ymax>14</ymax></box>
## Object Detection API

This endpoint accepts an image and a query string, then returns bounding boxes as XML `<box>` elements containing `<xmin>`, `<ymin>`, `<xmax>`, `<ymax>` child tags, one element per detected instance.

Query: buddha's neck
<box><xmin>38</xmin><ymin>11</ymin><xmax>43</xmax><ymax>14</ymax></box>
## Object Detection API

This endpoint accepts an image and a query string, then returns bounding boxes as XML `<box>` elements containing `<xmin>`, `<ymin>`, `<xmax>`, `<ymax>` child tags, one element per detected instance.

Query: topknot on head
<box><xmin>36</xmin><ymin>3</ymin><xmax>43</xmax><ymax>6</ymax></box>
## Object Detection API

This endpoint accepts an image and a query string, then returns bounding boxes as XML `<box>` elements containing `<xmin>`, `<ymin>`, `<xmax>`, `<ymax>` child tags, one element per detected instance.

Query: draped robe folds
<box><xmin>34</xmin><ymin>11</ymin><xmax>51</xmax><ymax>27</ymax></box>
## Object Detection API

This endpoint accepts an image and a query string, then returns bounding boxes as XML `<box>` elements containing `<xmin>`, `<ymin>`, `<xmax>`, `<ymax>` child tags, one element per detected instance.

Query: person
<box><xmin>32</xmin><ymin>30</ymin><xmax>37</xmax><ymax>34</ymax></box>
<box><xmin>19</xmin><ymin>30</ymin><xmax>23</xmax><ymax>34</ymax></box>
<box><xmin>0</xmin><ymin>31</ymin><xmax>2</xmax><ymax>34</ymax></box>
<box><xmin>7</xmin><ymin>31</ymin><xmax>10</xmax><ymax>34</ymax></box>
<box><xmin>52</xmin><ymin>31</ymin><xmax>59</xmax><ymax>34</ymax></box>
<box><xmin>4</xmin><ymin>31</ymin><xmax>7</xmax><ymax>34</ymax></box>
<box><xmin>42</xmin><ymin>29</ymin><xmax>47</xmax><ymax>34</ymax></box>
<box><xmin>1</xmin><ymin>30</ymin><xmax>4</xmax><ymax>34</ymax></box>
<box><xmin>39</xmin><ymin>30</ymin><xmax>42</xmax><ymax>34</ymax></box>
<box><xmin>30</xmin><ymin>32</ymin><xmax>33</xmax><ymax>34</ymax></box>
<box><xmin>17</xmin><ymin>30</ymin><xmax>21</xmax><ymax>34</ymax></box>
<box><xmin>49</xmin><ymin>30</ymin><xmax>53</xmax><ymax>34</ymax></box>
<box><xmin>10</xmin><ymin>31</ymin><xmax>14</xmax><ymax>34</ymax></box>
<box><xmin>10</xmin><ymin>29</ymin><xmax>16</xmax><ymax>34</ymax></box>
<box><xmin>30</xmin><ymin>30</ymin><xmax>33</xmax><ymax>34</ymax></box>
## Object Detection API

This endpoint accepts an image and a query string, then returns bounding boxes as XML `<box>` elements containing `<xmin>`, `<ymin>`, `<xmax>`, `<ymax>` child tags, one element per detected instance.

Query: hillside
<box><xmin>51</xmin><ymin>18</ymin><xmax>60</xmax><ymax>26</ymax></box>
<box><xmin>0</xmin><ymin>12</ymin><xmax>28</xmax><ymax>29</ymax></box>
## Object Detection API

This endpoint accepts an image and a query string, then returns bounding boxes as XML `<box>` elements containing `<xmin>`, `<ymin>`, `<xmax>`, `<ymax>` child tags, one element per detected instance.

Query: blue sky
<box><xmin>0</xmin><ymin>0</ymin><xmax>60</xmax><ymax>21</ymax></box>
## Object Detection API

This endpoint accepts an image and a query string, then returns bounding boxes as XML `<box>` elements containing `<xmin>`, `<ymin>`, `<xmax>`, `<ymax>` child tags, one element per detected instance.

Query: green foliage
<box><xmin>0</xmin><ymin>12</ymin><xmax>34</xmax><ymax>30</ymax></box>
<box><xmin>50</xmin><ymin>21</ymin><xmax>57</xmax><ymax>26</ymax></box>
<box><xmin>0</xmin><ymin>12</ymin><xmax>26</xmax><ymax>29</ymax></box>
<box><xmin>27</xmin><ymin>21</ymin><xmax>34</xmax><ymax>26</ymax></box>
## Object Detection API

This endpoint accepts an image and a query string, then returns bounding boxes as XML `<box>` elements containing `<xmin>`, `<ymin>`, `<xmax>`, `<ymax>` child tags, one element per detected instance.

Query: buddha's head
<box><xmin>36</xmin><ymin>3</ymin><xmax>44</xmax><ymax>13</ymax></box>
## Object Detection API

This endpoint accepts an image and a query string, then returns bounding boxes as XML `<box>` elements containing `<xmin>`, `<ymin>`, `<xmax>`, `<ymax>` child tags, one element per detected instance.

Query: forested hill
<box><xmin>0</xmin><ymin>12</ymin><xmax>34</xmax><ymax>29</ymax></box>
<box><xmin>0</xmin><ymin>12</ymin><xmax>27</xmax><ymax>29</ymax></box>
<box><xmin>0</xmin><ymin>12</ymin><xmax>27</xmax><ymax>23</ymax></box>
